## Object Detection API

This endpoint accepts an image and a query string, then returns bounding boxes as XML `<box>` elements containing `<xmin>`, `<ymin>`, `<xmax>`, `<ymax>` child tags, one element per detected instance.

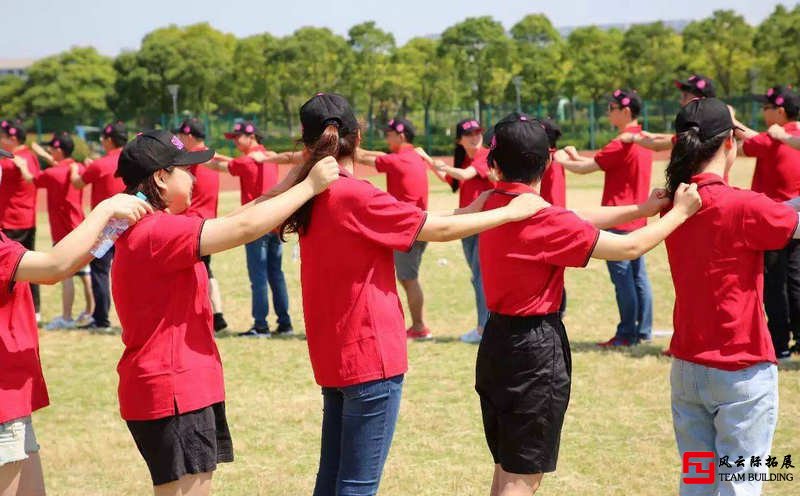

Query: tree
<box><xmin>0</xmin><ymin>75</ymin><xmax>26</xmax><ymax>119</ymax></box>
<box><xmin>510</xmin><ymin>14</ymin><xmax>564</xmax><ymax>108</ymax></box>
<box><xmin>753</xmin><ymin>4</ymin><xmax>800</xmax><ymax>88</ymax></box>
<box><xmin>347</xmin><ymin>21</ymin><xmax>395</xmax><ymax>139</ymax></box>
<box><xmin>682</xmin><ymin>10</ymin><xmax>755</xmax><ymax>96</ymax></box>
<box><xmin>564</xmin><ymin>26</ymin><xmax>623</xmax><ymax>101</ymax></box>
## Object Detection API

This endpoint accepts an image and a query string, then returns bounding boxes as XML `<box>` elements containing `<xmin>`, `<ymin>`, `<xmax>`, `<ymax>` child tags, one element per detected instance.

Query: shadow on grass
<box><xmin>213</xmin><ymin>330</ymin><xmax>308</xmax><ymax>341</ymax></box>
<box><xmin>570</xmin><ymin>340</ymin><xmax>670</xmax><ymax>359</ymax></box>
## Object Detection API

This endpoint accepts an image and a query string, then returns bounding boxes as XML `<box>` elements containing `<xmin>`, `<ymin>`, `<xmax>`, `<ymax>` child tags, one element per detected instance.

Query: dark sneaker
<box><xmin>237</xmin><ymin>327</ymin><xmax>270</xmax><ymax>338</ymax></box>
<box><xmin>213</xmin><ymin>313</ymin><xmax>228</xmax><ymax>332</ymax></box>
<box><xmin>777</xmin><ymin>349</ymin><xmax>792</xmax><ymax>363</ymax></box>
<box><xmin>274</xmin><ymin>324</ymin><xmax>294</xmax><ymax>336</ymax></box>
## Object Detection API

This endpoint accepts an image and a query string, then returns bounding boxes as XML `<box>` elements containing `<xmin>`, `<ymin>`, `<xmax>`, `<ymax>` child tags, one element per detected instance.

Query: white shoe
<box><xmin>75</xmin><ymin>311</ymin><xmax>94</xmax><ymax>327</ymax></box>
<box><xmin>460</xmin><ymin>328</ymin><xmax>483</xmax><ymax>344</ymax></box>
<box><xmin>45</xmin><ymin>316</ymin><xmax>75</xmax><ymax>330</ymax></box>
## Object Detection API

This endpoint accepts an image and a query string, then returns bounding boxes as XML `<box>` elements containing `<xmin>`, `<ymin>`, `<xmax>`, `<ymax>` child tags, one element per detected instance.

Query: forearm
<box><xmin>271</xmin><ymin>151</ymin><xmax>304</xmax><ymax>165</ymax></box>
<box><xmin>575</xmin><ymin>204</ymin><xmax>649</xmax><ymax>230</ymax></box>
<box><xmin>560</xmin><ymin>158</ymin><xmax>599</xmax><ymax>175</ymax></box>
<box><xmin>592</xmin><ymin>210</ymin><xmax>688</xmax><ymax>261</ymax></box>
<box><xmin>354</xmin><ymin>154</ymin><xmax>379</xmax><ymax>167</ymax></box>
<box><xmin>777</xmin><ymin>135</ymin><xmax>800</xmax><ymax>150</ymax></box>
<box><xmin>634</xmin><ymin>134</ymin><xmax>673</xmax><ymax>151</ymax></box>
<box><xmin>418</xmin><ymin>207</ymin><xmax>512</xmax><ymax>242</ymax></box>
<box><xmin>441</xmin><ymin>166</ymin><xmax>476</xmax><ymax>181</ymax></box>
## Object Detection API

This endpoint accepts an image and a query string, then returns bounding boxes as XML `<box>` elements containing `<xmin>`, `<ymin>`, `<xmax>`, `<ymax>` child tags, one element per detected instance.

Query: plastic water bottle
<box><xmin>90</xmin><ymin>192</ymin><xmax>148</xmax><ymax>258</ymax></box>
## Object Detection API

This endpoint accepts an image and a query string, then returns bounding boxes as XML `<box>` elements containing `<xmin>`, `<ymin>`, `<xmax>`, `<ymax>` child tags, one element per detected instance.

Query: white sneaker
<box><xmin>45</xmin><ymin>316</ymin><xmax>75</xmax><ymax>330</ymax></box>
<box><xmin>75</xmin><ymin>311</ymin><xmax>93</xmax><ymax>327</ymax></box>
<box><xmin>460</xmin><ymin>328</ymin><xmax>483</xmax><ymax>344</ymax></box>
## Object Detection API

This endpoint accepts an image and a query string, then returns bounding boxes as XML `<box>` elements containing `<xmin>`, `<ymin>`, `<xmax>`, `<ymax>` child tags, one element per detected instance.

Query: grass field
<box><xmin>32</xmin><ymin>157</ymin><xmax>800</xmax><ymax>495</ymax></box>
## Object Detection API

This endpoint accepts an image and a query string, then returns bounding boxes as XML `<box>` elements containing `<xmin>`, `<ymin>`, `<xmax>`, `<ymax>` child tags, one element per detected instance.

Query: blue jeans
<box><xmin>313</xmin><ymin>375</ymin><xmax>404</xmax><ymax>496</ymax></box>
<box><xmin>462</xmin><ymin>235</ymin><xmax>489</xmax><ymax>329</ymax></box>
<box><xmin>606</xmin><ymin>230</ymin><xmax>653</xmax><ymax>342</ymax></box>
<box><xmin>671</xmin><ymin>359</ymin><xmax>778</xmax><ymax>496</ymax></box>
<box><xmin>244</xmin><ymin>233</ymin><xmax>291</xmax><ymax>329</ymax></box>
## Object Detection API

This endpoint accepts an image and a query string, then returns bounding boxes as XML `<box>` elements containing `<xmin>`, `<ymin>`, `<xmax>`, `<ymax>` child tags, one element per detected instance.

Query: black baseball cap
<box><xmin>1</xmin><ymin>120</ymin><xmax>26</xmax><ymax>142</ymax></box>
<box><xmin>487</xmin><ymin>112</ymin><xmax>550</xmax><ymax>170</ymax></box>
<box><xmin>608</xmin><ymin>89</ymin><xmax>642</xmax><ymax>114</ymax></box>
<box><xmin>540</xmin><ymin>118</ymin><xmax>562</xmax><ymax>149</ymax></box>
<box><xmin>116</xmin><ymin>130</ymin><xmax>215</xmax><ymax>188</ymax></box>
<box><xmin>0</xmin><ymin>119</ymin><xmax>9</xmax><ymax>130</ymax></box>
<box><xmin>173</xmin><ymin>118</ymin><xmax>206</xmax><ymax>139</ymax></box>
<box><xmin>300</xmin><ymin>93</ymin><xmax>359</xmax><ymax>143</ymax></box>
<box><xmin>385</xmin><ymin>117</ymin><xmax>415</xmax><ymax>142</ymax></box>
<box><xmin>0</xmin><ymin>149</ymin><xmax>12</xmax><ymax>158</ymax></box>
<box><xmin>41</xmin><ymin>131</ymin><xmax>75</xmax><ymax>155</ymax></box>
<box><xmin>675</xmin><ymin>98</ymin><xmax>736</xmax><ymax>141</ymax></box>
<box><xmin>224</xmin><ymin>120</ymin><xmax>262</xmax><ymax>140</ymax></box>
<box><xmin>456</xmin><ymin>118</ymin><xmax>483</xmax><ymax>138</ymax></box>
<box><xmin>674</xmin><ymin>74</ymin><xmax>716</xmax><ymax>98</ymax></box>
<box><xmin>754</xmin><ymin>86</ymin><xmax>800</xmax><ymax>116</ymax></box>
<box><xmin>102</xmin><ymin>122</ymin><xmax>128</xmax><ymax>143</ymax></box>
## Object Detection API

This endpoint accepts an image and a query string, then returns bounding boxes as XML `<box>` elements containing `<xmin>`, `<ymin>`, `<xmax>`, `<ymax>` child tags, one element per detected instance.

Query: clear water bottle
<box><xmin>90</xmin><ymin>192</ymin><xmax>148</xmax><ymax>258</ymax></box>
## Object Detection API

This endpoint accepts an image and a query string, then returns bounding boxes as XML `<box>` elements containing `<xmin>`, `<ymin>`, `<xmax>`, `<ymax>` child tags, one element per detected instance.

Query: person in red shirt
<box><xmin>0</xmin><ymin>145</ymin><xmax>151</xmax><ymax>496</ymax></box>
<box><xmin>16</xmin><ymin>132</ymin><xmax>94</xmax><ymax>330</ymax></box>
<box><xmin>206</xmin><ymin>122</ymin><xmax>292</xmax><ymax>337</ymax></box>
<box><xmin>110</xmin><ymin>129</ymin><xmax>338</xmax><ymax>494</ymax></box>
<box><xmin>557</xmin><ymin>89</ymin><xmax>655</xmax><ymax>347</ymax></box>
<box><xmin>174</xmin><ymin>118</ymin><xmax>228</xmax><ymax>333</ymax></box>
<box><xmin>732</xmin><ymin>86</ymin><xmax>800</xmax><ymax>360</ymax></box>
<box><xmin>356</xmin><ymin>117</ymin><xmax>433</xmax><ymax>339</ymax></box>
<box><xmin>427</xmin><ymin>119</ymin><xmax>494</xmax><ymax>343</ymax></box>
<box><xmin>70</xmin><ymin>122</ymin><xmax>128</xmax><ymax>333</ymax></box>
<box><xmin>475</xmin><ymin>112</ymin><xmax>701</xmax><ymax>496</ymax></box>
<box><xmin>0</xmin><ymin>120</ymin><xmax>42</xmax><ymax>320</ymax></box>
<box><xmin>279</xmin><ymin>93</ymin><xmax>548</xmax><ymax>496</ymax></box>
<box><xmin>664</xmin><ymin>98</ymin><xmax>797</xmax><ymax>495</ymax></box>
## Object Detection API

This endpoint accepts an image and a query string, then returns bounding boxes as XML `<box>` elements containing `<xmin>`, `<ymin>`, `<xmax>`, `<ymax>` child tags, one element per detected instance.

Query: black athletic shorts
<box><xmin>201</xmin><ymin>255</ymin><xmax>213</xmax><ymax>279</ymax></box>
<box><xmin>475</xmin><ymin>312</ymin><xmax>572</xmax><ymax>474</ymax></box>
<box><xmin>126</xmin><ymin>402</ymin><xmax>234</xmax><ymax>486</ymax></box>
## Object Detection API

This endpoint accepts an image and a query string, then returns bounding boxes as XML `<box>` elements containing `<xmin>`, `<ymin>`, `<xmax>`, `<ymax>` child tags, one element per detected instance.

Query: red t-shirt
<box><xmin>479</xmin><ymin>182</ymin><xmax>599</xmax><ymax>316</ymax></box>
<box><xmin>744</xmin><ymin>122</ymin><xmax>800</xmax><ymax>201</ymax></box>
<box><xmin>0</xmin><ymin>232</ymin><xmax>49</xmax><ymax>423</ymax></box>
<box><xmin>299</xmin><ymin>169</ymin><xmax>427</xmax><ymax>387</ymax></box>
<box><xmin>186</xmin><ymin>145</ymin><xmax>219</xmax><ymax>219</ymax></box>
<box><xmin>81</xmin><ymin>148</ymin><xmax>125</xmax><ymax>208</ymax></box>
<box><xmin>593</xmin><ymin>125</ymin><xmax>653</xmax><ymax>231</ymax></box>
<box><xmin>0</xmin><ymin>147</ymin><xmax>40</xmax><ymax>229</ymax></box>
<box><xmin>33</xmin><ymin>159</ymin><xmax>85</xmax><ymax>243</ymax></box>
<box><xmin>665</xmin><ymin>173</ymin><xmax>798</xmax><ymax>371</ymax></box>
<box><xmin>228</xmin><ymin>145</ymin><xmax>278</xmax><ymax>205</ymax></box>
<box><xmin>450</xmin><ymin>147</ymin><xmax>493</xmax><ymax>208</ymax></box>
<box><xmin>112</xmin><ymin>212</ymin><xmax>223</xmax><ymax>420</ymax></box>
<box><xmin>540</xmin><ymin>153</ymin><xmax>567</xmax><ymax>208</ymax></box>
<box><xmin>374</xmin><ymin>145</ymin><xmax>429</xmax><ymax>210</ymax></box>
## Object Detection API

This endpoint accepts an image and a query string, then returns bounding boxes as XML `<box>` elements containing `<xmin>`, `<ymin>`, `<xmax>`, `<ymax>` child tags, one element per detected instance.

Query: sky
<box><xmin>2</xmin><ymin>0</ymin><xmax>795</xmax><ymax>59</ymax></box>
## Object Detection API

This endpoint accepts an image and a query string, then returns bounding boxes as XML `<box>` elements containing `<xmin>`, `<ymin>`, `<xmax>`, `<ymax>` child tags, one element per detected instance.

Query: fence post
<box><xmin>588</xmin><ymin>101</ymin><xmax>596</xmax><ymax>150</ymax></box>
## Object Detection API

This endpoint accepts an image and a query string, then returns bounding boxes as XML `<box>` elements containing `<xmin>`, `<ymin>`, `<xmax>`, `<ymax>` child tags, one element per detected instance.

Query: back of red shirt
<box><xmin>374</xmin><ymin>146</ymin><xmax>429</xmax><ymax>210</ymax></box>
<box><xmin>540</xmin><ymin>157</ymin><xmax>567</xmax><ymax>208</ymax></box>
<box><xmin>453</xmin><ymin>147</ymin><xmax>493</xmax><ymax>208</ymax></box>
<box><xmin>593</xmin><ymin>125</ymin><xmax>652</xmax><ymax>231</ymax></box>
<box><xmin>228</xmin><ymin>145</ymin><xmax>278</xmax><ymax>205</ymax></box>
<box><xmin>81</xmin><ymin>148</ymin><xmax>125</xmax><ymax>208</ymax></box>
<box><xmin>186</xmin><ymin>145</ymin><xmax>219</xmax><ymax>219</ymax></box>
<box><xmin>744</xmin><ymin>122</ymin><xmax>800</xmax><ymax>201</ymax></box>
<box><xmin>665</xmin><ymin>173</ymin><xmax>797</xmax><ymax>371</ymax></box>
<box><xmin>34</xmin><ymin>159</ymin><xmax>85</xmax><ymax>243</ymax></box>
<box><xmin>0</xmin><ymin>147</ymin><xmax>40</xmax><ymax>229</ymax></box>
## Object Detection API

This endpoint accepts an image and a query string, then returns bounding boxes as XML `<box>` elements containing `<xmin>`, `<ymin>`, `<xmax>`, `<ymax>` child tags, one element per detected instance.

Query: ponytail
<box><xmin>450</xmin><ymin>143</ymin><xmax>466</xmax><ymax>192</ymax></box>
<box><xmin>280</xmin><ymin>124</ymin><xmax>357</xmax><ymax>239</ymax></box>
<box><xmin>665</xmin><ymin>128</ymin><xmax>728</xmax><ymax>197</ymax></box>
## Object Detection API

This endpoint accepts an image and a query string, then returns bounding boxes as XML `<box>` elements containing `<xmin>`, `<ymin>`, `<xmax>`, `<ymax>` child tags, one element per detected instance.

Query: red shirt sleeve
<box><xmin>524</xmin><ymin>209</ymin><xmax>600</xmax><ymax>267</ymax></box>
<box><xmin>593</xmin><ymin>140</ymin><xmax>625</xmax><ymax>171</ymax></box>
<box><xmin>31</xmin><ymin>168</ymin><xmax>49</xmax><ymax>188</ymax></box>
<box><xmin>740</xmin><ymin>193</ymin><xmax>798</xmax><ymax>251</ymax></box>
<box><xmin>742</xmin><ymin>133</ymin><xmax>773</xmax><ymax>159</ymax></box>
<box><xmin>228</xmin><ymin>157</ymin><xmax>250</xmax><ymax>177</ymax></box>
<box><xmin>374</xmin><ymin>154</ymin><xmax>393</xmax><ymax>174</ymax></box>
<box><xmin>80</xmin><ymin>160</ymin><xmax>103</xmax><ymax>184</ymax></box>
<box><xmin>0</xmin><ymin>236</ymin><xmax>26</xmax><ymax>294</ymax></box>
<box><xmin>146</xmin><ymin>214</ymin><xmax>205</xmax><ymax>272</ymax></box>
<box><xmin>339</xmin><ymin>184</ymin><xmax>427</xmax><ymax>252</ymax></box>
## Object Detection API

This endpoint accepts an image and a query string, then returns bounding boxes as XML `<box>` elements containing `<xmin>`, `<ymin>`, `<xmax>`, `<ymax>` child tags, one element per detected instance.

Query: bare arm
<box><xmin>13</xmin><ymin>156</ymin><xmax>35</xmax><ymax>183</ymax></box>
<box><xmin>16</xmin><ymin>195</ymin><xmax>153</xmax><ymax>284</ymax></box>
<box><xmin>619</xmin><ymin>131</ymin><xmax>674</xmax><ymax>151</ymax></box>
<box><xmin>30</xmin><ymin>143</ymin><xmax>57</xmax><ymax>167</ymax></box>
<box><xmin>574</xmin><ymin>189</ymin><xmax>669</xmax><ymax>230</ymax></box>
<box><xmin>202</xmin><ymin>159</ymin><xmax>229</xmax><ymax>173</ymax></box>
<box><xmin>434</xmin><ymin>160</ymin><xmax>479</xmax><ymax>181</ymax></box>
<box><xmin>271</xmin><ymin>151</ymin><xmax>305</xmax><ymax>165</ymax></box>
<box><xmin>557</xmin><ymin>147</ymin><xmax>601</xmax><ymax>175</ymax></box>
<box><xmin>768</xmin><ymin>124</ymin><xmax>800</xmax><ymax>150</ymax></box>
<box><xmin>70</xmin><ymin>162</ymin><xmax>87</xmax><ymax>189</ymax></box>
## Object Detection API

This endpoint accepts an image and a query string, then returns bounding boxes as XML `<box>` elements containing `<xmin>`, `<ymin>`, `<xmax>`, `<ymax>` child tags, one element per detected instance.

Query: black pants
<box><xmin>764</xmin><ymin>240</ymin><xmax>800</xmax><ymax>354</ymax></box>
<box><xmin>3</xmin><ymin>228</ymin><xmax>39</xmax><ymax>312</ymax></box>
<box><xmin>90</xmin><ymin>246</ymin><xmax>114</xmax><ymax>327</ymax></box>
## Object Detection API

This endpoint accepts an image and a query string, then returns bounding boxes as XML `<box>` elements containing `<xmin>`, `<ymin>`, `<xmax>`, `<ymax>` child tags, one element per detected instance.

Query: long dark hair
<box><xmin>665</xmin><ymin>128</ymin><xmax>729</xmax><ymax>197</ymax></box>
<box><xmin>279</xmin><ymin>125</ymin><xmax>357</xmax><ymax>239</ymax></box>
<box><xmin>450</xmin><ymin>143</ymin><xmax>466</xmax><ymax>192</ymax></box>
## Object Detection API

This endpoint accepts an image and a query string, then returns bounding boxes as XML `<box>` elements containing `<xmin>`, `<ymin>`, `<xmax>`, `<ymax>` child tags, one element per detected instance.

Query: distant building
<box><xmin>0</xmin><ymin>59</ymin><xmax>34</xmax><ymax>78</ymax></box>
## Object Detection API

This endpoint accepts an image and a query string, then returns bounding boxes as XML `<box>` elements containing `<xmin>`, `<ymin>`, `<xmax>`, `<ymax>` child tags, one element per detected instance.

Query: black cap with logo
<box><xmin>42</xmin><ymin>131</ymin><xmax>75</xmax><ymax>156</ymax></box>
<box><xmin>608</xmin><ymin>89</ymin><xmax>642</xmax><ymax>115</ymax></box>
<box><xmin>754</xmin><ymin>86</ymin><xmax>800</xmax><ymax>117</ymax></box>
<box><xmin>116</xmin><ymin>130</ymin><xmax>215</xmax><ymax>188</ymax></box>
<box><xmin>300</xmin><ymin>93</ymin><xmax>359</xmax><ymax>143</ymax></box>
<box><xmin>1</xmin><ymin>120</ymin><xmax>26</xmax><ymax>142</ymax></box>
<box><xmin>385</xmin><ymin>117</ymin><xmax>415</xmax><ymax>142</ymax></box>
<box><xmin>173</xmin><ymin>118</ymin><xmax>206</xmax><ymax>139</ymax></box>
<box><xmin>224</xmin><ymin>121</ymin><xmax>262</xmax><ymax>140</ymax></box>
<box><xmin>674</xmin><ymin>74</ymin><xmax>716</xmax><ymax>98</ymax></box>
<box><xmin>487</xmin><ymin>112</ymin><xmax>550</xmax><ymax>169</ymax></box>
<box><xmin>675</xmin><ymin>98</ymin><xmax>736</xmax><ymax>141</ymax></box>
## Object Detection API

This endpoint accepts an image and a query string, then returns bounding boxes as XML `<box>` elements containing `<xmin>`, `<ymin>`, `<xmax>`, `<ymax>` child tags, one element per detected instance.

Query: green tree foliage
<box><xmin>753</xmin><ymin>4</ymin><xmax>800</xmax><ymax>88</ymax></box>
<box><xmin>510</xmin><ymin>14</ymin><xmax>564</xmax><ymax>105</ymax></box>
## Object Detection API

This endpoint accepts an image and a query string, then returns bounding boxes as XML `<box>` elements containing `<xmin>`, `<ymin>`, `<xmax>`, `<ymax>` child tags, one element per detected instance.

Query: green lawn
<box><xmin>33</xmin><ymin>158</ymin><xmax>800</xmax><ymax>495</ymax></box>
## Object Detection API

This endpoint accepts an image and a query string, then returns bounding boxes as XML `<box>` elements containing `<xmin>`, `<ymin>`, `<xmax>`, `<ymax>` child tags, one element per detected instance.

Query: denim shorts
<box><xmin>0</xmin><ymin>416</ymin><xmax>40</xmax><ymax>466</ymax></box>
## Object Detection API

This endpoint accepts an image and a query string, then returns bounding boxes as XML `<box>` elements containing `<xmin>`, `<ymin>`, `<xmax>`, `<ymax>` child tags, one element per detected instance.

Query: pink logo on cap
<box><xmin>388</xmin><ymin>119</ymin><xmax>395</xmax><ymax>126</ymax></box>
<box><xmin>234</xmin><ymin>123</ymin><xmax>242</xmax><ymax>131</ymax></box>
<box><xmin>767</xmin><ymin>88</ymin><xmax>775</xmax><ymax>97</ymax></box>
<box><xmin>621</xmin><ymin>97</ymin><xmax>631</xmax><ymax>106</ymax></box>
<box><xmin>105</xmin><ymin>125</ymin><xmax>113</xmax><ymax>134</ymax></box>
<box><xmin>396</xmin><ymin>123</ymin><xmax>405</xmax><ymax>133</ymax></box>
<box><xmin>689</xmin><ymin>75</ymin><xmax>697</xmax><ymax>81</ymax></box>
<box><xmin>53</xmin><ymin>140</ymin><xmax>60</xmax><ymax>148</ymax></box>
<box><xmin>136</xmin><ymin>132</ymin><xmax>143</xmax><ymax>137</ymax></box>
<box><xmin>316</xmin><ymin>92</ymin><xmax>324</xmax><ymax>96</ymax></box>
<box><xmin>9</xmin><ymin>128</ymin><xmax>16</xmax><ymax>136</ymax></box>
<box><xmin>245</xmin><ymin>124</ymin><xmax>254</xmax><ymax>133</ymax></box>
<box><xmin>696</xmin><ymin>80</ymin><xmax>706</xmax><ymax>89</ymax></box>
<box><xmin>613</xmin><ymin>89</ymin><xmax>622</xmax><ymax>97</ymax></box>
<box><xmin>183</xmin><ymin>126</ymin><xmax>191</xmax><ymax>134</ymax></box>
<box><xmin>519</xmin><ymin>115</ymin><xmax>528</xmax><ymax>121</ymax></box>
<box><xmin>171</xmin><ymin>135</ymin><xmax>184</xmax><ymax>150</ymax></box>
<box><xmin>776</xmin><ymin>96</ymin><xmax>785</xmax><ymax>105</ymax></box>
<box><xmin>0</xmin><ymin>121</ymin><xmax>6</xmax><ymax>128</ymax></box>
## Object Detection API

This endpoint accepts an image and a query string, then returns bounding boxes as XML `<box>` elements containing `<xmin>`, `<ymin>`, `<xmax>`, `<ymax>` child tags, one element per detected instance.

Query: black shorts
<box><xmin>2</xmin><ymin>228</ymin><xmax>35</xmax><ymax>250</ymax></box>
<box><xmin>201</xmin><ymin>255</ymin><xmax>214</xmax><ymax>279</ymax></box>
<box><xmin>475</xmin><ymin>313</ymin><xmax>572</xmax><ymax>474</ymax></box>
<box><xmin>126</xmin><ymin>402</ymin><xmax>234</xmax><ymax>486</ymax></box>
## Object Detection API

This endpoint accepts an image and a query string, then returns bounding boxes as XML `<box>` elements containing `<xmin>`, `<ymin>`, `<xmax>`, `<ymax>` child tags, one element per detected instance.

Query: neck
<box><xmin>339</xmin><ymin>156</ymin><xmax>355</xmax><ymax>173</ymax></box>
<box><xmin>465</xmin><ymin>146</ymin><xmax>478</xmax><ymax>158</ymax></box>
<box><xmin>616</xmin><ymin>119</ymin><xmax>638</xmax><ymax>132</ymax></box>
<box><xmin>13</xmin><ymin>144</ymin><xmax>25</xmax><ymax>152</ymax></box>
<box><xmin>699</xmin><ymin>155</ymin><xmax>728</xmax><ymax>178</ymax></box>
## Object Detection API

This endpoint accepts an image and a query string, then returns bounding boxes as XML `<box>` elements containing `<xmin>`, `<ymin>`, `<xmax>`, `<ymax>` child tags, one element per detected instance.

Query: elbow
<box><xmin>621</xmin><ymin>241</ymin><xmax>645</xmax><ymax>260</ymax></box>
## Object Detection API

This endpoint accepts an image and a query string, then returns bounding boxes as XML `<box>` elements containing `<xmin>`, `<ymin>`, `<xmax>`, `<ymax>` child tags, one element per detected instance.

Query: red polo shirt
<box><xmin>81</xmin><ymin>148</ymin><xmax>125</xmax><ymax>208</ymax></box>
<box><xmin>0</xmin><ymin>147</ymin><xmax>40</xmax><ymax>230</ymax></box>
<box><xmin>228</xmin><ymin>145</ymin><xmax>278</xmax><ymax>205</ymax></box>
<box><xmin>479</xmin><ymin>182</ymin><xmax>599</xmax><ymax>316</ymax></box>
<box><xmin>299</xmin><ymin>169</ymin><xmax>427</xmax><ymax>387</ymax></box>
<box><xmin>0</xmin><ymin>232</ymin><xmax>49</xmax><ymax>424</ymax></box>
<box><xmin>593</xmin><ymin>125</ymin><xmax>652</xmax><ymax>231</ymax></box>
<box><xmin>449</xmin><ymin>147</ymin><xmax>493</xmax><ymax>208</ymax></box>
<box><xmin>540</xmin><ymin>152</ymin><xmax>567</xmax><ymax>207</ymax></box>
<box><xmin>374</xmin><ymin>145</ymin><xmax>429</xmax><ymax>210</ymax></box>
<box><xmin>665</xmin><ymin>173</ymin><xmax>798</xmax><ymax>371</ymax></box>
<box><xmin>744</xmin><ymin>122</ymin><xmax>800</xmax><ymax>201</ymax></box>
<box><xmin>186</xmin><ymin>145</ymin><xmax>219</xmax><ymax>219</ymax></box>
<box><xmin>112</xmin><ymin>212</ymin><xmax>223</xmax><ymax>420</ymax></box>
<box><xmin>33</xmin><ymin>159</ymin><xmax>85</xmax><ymax>243</ymax></box>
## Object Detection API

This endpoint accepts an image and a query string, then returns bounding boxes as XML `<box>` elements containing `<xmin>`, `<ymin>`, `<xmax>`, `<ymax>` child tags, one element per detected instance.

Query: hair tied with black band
<box><xmin>322</xmin><ymin>118</ymin><xmax>341</xmax><ymax>128</ymax></box>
